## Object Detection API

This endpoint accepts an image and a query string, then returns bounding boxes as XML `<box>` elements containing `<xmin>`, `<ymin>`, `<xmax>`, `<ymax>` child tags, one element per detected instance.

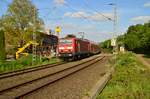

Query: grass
<box><xmin>0</xmin><ymin>54</ymin><xmax>59</xmax><ymax>73</ymax></box>
<box><xmin>97</xmin><ymin>52</ymin><xmax>150</xmax><ymax>99</ymax></box>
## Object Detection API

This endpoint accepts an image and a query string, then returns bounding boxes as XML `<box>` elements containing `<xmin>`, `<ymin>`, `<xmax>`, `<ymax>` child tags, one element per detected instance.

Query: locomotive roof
<box><xmin>60</xmin><ymin>37</ymin><xmax>98</xmax><ymax>46</ymax></box>
<box><xmin>60</xmin><ymin>37</ymin><xmax>90</xmax><ymax>42</ymax></box>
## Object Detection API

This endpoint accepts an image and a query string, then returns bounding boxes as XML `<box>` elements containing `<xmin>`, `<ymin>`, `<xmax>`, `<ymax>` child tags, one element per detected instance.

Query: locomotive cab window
<box><xmin>59</xmin><ymin>39</ymin><xmax>72</xmax><ymax>44</ymax></box>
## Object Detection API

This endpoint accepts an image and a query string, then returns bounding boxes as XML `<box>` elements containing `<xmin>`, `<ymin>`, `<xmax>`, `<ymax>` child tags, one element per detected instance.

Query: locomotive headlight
<box><xmin>68</xmin><ymin>54</ymin><xmax>72</xmax><ymax>56</ymax></box>
<box><xmin>59</xmin><ymin>47</ymin><xmax>65</xmax><ymax>49</ymax></box>
<box><xmin>67</xmin><ymin>46</ymin><xmax>73</xmax><ymax>49</ymax></box>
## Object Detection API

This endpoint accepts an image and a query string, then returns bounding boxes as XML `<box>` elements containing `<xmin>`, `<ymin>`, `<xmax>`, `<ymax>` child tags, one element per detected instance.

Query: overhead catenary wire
<box><xmin>38</xmin><ymin>7</ymin><xmax>64</xmax><ymax>21</ymax></box>
<box><xmin>82</xmin><ymin>0</ymin><xmax>118</xmax><ymax>34</ymax></box>
<box><xmin>63</xmin><ymin>2</ymin><xmax>97</xmax><ymax>38</ymax></box>
<box><xmin>38</xmin><ymin>6</ymin><xmax>66</xmax><ymax>35</ymax></box>
<box><xmin>83</xmin><ymin>0</ymin><xmax>114</xmax><ymax>21</ymax></box>
<box><xmin>63</xmin><ymin>2</ymin><xmax>94</xmax><ymax>24</ymax></box>
<box><xmin>62</xmin><ymin>1</ymin><xmax>115</xmax><ymax>38</ymax></box>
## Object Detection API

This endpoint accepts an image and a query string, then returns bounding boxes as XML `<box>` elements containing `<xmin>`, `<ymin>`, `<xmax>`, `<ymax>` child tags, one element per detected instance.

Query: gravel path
<box><xmin>23</xmin><ymin>56</ymin><xmax>110</xmax><ymax>99</ymax></box>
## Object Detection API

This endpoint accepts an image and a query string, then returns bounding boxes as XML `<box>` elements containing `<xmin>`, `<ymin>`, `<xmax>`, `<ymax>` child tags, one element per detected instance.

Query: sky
<box><xmin>0</xmin><ymin>0</ymin><xmax>150</xmax><ymax>42</ymax></box>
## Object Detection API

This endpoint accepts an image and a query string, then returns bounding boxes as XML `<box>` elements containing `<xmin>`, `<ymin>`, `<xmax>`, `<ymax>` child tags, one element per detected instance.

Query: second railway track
<box><xmin>0</xmin><ymin>54</ymin><xmax>105</xmax><ymax>99</ymax></box>
<box><xmin>0</xmin><ymin>62</ymin><xmax>66</xmax><ymax>79</ymax></box>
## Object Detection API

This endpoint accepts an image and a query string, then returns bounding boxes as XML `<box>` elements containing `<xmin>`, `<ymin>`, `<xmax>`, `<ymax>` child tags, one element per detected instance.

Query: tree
<box><xmin>1</xmin><ymin>0</ymin><xmax>44</xmax><ymax>47</ymax></box>
<box><xmin>117</xmin><ymin>35</ymin><xmax>125</xmax><ymax>47</ymax></box>
<box><xmin>122</xmin><ymin>22</ymin><xmax>150</xmax><ymax>53</ymax></box>
<box><xmin>124</xmin><ymin>34</ymin><xmax>141</xmax><ymax>50</ymax></box>
<box><xmin>101</xmin><ymin>21</ymin><xmax>150</xmax><ymax>54</ymax></box>
<box><xmin>100</xmin><ymin>40</ymin><xmax>113</xmax><ymax>53</ymax></box>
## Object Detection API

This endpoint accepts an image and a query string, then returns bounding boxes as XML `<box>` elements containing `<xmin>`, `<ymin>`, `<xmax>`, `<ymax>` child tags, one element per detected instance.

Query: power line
<box><xmin>38</xmin><ymin>7</ymin><xmax>63</xmax><ymax>20</ymax></box>
<box><xmin>63</xmin><ymin>3</ymin><xmax>93</xmax><ymax>24</ymax></box>
<box><xmin>83</xmin><ymin>0</ymin><xmax>113</xmax><ymax>21</ymax></box>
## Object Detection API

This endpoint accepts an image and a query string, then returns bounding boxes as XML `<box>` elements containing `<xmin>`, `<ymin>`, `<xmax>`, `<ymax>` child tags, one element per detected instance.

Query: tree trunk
<box><xmin>0</xmin><ymin>30</ymin><xmax>6</xmax><ymax>61</ymax></box>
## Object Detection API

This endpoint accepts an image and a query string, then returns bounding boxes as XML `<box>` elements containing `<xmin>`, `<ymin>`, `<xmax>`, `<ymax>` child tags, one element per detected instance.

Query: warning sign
<box><xmin>111</xmin><ymin>38</ymin><xmax>116</xmax><ymax>46</ymax></box>
<box><xmin>55</xmin><ymin>26</ymin><xmax>61</xmax><ymax>33</ymax></box>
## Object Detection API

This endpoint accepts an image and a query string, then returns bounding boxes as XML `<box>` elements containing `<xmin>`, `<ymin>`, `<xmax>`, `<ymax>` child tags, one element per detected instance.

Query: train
<box><xmin>18</xmin><ymin>32</ymin><xmax>100</xmax><ymax>60</ymax></box>
<box><xmin>57</xmin><ymin>34</ymin><xmax>101</xmax><ymax>60</ymax></box>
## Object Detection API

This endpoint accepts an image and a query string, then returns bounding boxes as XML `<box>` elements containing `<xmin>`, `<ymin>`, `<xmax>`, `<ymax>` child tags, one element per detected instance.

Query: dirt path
<box><xmin>136</xmin><ymin>54</ymin><xmax>150</xmax><ymax>69</ymax></box>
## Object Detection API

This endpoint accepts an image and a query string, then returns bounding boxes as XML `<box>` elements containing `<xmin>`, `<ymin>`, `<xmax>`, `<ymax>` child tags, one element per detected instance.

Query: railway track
<box><xmin>0</xmin><ymin>62</ymin><xmax>66</xmax><ymax>79</ymax></box>
<box><xmin>0</xmin><ymin>55</ymin><xmax>105</xmax><ymax>99</ymax></box>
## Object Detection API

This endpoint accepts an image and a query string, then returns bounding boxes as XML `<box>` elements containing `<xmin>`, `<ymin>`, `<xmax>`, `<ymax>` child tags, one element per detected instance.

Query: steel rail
<box><xmin>0</xmin><ymin>62</ymin><xmax>66</xmax><ymax>79</ymax></box>
<box><xmin>17</xmin><ymin>56</ymin><xmax>105</xmax><ymax>99</ymax></box>
<box><xmin>0</xmin><ymin>55</ymin><xmax>105</xmax><ymax>99</ymax></box>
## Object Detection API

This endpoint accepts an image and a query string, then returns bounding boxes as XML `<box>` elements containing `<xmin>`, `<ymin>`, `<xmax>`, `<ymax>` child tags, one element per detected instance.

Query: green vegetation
<box><xmin>0</xmin><ymin>0</ymin><xmax>44</xmax><ymax>54</ymax></box>
<box><xmin>124</xmin><ymin>23</ymin><xmax>150</xmax><ymax>54</ymax></box>
<box><xmin>97</xmin><ymin>52</ymin><xmax>150</xmax><ymax>99</ymax></box>
<box><xmin>100</xmin><ymin>22</ymin><xmax>150</xmax><ymax>54</ymax></box>
<box><xmin>0</xmin><ymin>55</ymin><xmax>59</xmax><ymax>73</ymax></box>
<box><xmin>0</xmin><ymin>0</ymin><xmax>59</xmax><ymax>73</ymax></box>
<box><xmin>0</xmin><ymin>30</ymin><xmax>6</xmax><ymax>61</ymax></box>
<box><xmin>100</xmin><ymin>40</ymin><xmax>113</xmax><ymax>53</ymax></box>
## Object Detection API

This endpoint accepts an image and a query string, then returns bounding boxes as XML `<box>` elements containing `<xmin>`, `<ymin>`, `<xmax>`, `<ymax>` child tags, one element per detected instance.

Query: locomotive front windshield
<box><xmin>60</xmin><ymin>39</ymin><xmax>72</xmax><ymax>44</ymax></box>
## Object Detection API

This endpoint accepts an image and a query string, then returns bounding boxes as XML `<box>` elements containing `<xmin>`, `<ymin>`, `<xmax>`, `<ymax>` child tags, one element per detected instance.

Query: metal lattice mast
<box><xmin>114</xmin><ymin>4</ymin><xmax>117</xmax><ymax>41</ymax></box>
<box><xmin>109</xmin><ymin>3</ymin><xmax>117</xmax><ymax>54</ymax></box>
<box><xmin>32</xmin><ymin>8</ymin><xmax>36</xmax><ymax>65</ymax></box>
<box><xmin>114</xmin><ymin>3</ymin><xmax>117</xmax><ymax>53</ymax></box>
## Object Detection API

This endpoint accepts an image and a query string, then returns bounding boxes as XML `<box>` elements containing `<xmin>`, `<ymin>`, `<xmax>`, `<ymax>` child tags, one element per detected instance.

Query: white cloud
<box><xmin>64</xmin><ymin>11</ymin><xmax>114</xmax><ymax>21</ymax></box>
<box><xmin>54</xmin><ymin>0</ymin><xmax>66</xmax><ymax>6</ymax></box>
<box><xmin>131</xmin><ymin>16</ymin><xmax>150</xmax><ymax>23</ymax></box>
<box><xmin>144</xmin><ymin>1</ymin><xmax>150</xmax><ymax>7</ymax></box>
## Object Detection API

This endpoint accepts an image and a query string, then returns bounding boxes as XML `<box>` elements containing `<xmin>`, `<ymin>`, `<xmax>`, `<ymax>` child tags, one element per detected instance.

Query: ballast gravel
<box><xmin>24</xmin><ymin>56</ymin><xmax>110</xmax><ymax>99</ymax></box>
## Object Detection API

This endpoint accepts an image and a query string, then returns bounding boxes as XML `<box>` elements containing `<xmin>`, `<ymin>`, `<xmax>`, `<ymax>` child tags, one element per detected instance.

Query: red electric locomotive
<box><xmin>57</xmin><ymin>35</ymin><xmax>100</xmax><ymax>60</ymax></box>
